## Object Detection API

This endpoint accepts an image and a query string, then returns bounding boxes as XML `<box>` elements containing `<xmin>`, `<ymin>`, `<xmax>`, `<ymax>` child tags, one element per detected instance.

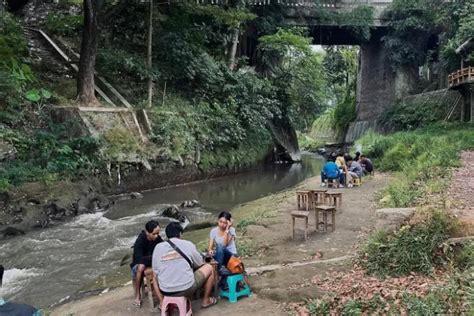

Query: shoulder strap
<box><xmin>167</xmin><ymin>239</ymin><xmax>193</xmax><ymax>270</ymax></box>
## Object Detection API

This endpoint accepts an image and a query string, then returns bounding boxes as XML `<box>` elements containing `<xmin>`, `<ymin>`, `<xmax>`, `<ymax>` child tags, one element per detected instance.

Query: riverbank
<box><xmin>49</xmin><ymin>173</ymin><xmax>390</xmax><ymax>315</ymax></box>
<box><xmin>0</xmin><ymin>159</ymin><xmax>275</xmax><ymax>239</ymax></box>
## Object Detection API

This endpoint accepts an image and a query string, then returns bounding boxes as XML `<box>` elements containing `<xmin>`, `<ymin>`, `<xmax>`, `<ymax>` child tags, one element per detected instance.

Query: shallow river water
<box><xmin>0</xmin><ymin>153</ymin><xmax>323</xmax><ymax>308</ymax></box>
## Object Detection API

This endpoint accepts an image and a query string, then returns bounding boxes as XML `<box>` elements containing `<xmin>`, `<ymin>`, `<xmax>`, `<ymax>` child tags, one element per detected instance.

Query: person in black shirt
<box><xmin>360</xmin><ymin>155</ymin><xmax>374</xmax><ymax>174</ymax></box>
<box><xmin>131</xmin><ymin>220</ymin><xmax>163</xmax><ymax>307</ymax></box>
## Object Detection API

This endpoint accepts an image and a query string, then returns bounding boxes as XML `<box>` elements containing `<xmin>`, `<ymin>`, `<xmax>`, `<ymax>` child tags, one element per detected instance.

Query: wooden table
<box><xmin>310</xmin><ymin>189</ymin><xmax>327</xmax><ymax>206</ymax></box>
<box><xmin>324</xmin><ymin>191</ymin><xmax>342</xmax><ymax>209</ymax></box>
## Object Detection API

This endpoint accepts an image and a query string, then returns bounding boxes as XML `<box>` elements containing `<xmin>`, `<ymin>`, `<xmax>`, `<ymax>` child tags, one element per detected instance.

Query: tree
<box><xmin>77</xmin><ymin>0</ymin><xmax>104</xmax><ymax>105</ymax></box>
<box><xmin>258</xmin><ymin>28</ymin><xmax>329</xmax><ymax>129</ymax></box>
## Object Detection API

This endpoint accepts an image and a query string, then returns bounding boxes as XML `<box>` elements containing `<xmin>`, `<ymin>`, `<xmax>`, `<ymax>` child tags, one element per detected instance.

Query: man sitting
<box><xmin>153</xmin><ymin>222</ymin><xmax>218</xmax><ymax>308</ymax></box>
<box><xmin>321</xmin><ymin>157</ymin><xmax>344</xmax><ymax>187</ymax></box>
<box><xmin>347</xmin><ymin>157</ymin><xmax>364</xmax><ymax>186</ymax></box>
<box><xmin>360</xmin><ymin>155</ymin><xmax>374</xmax><ymax>175</ymax></box>
<box><xmin>131</xmin><ymin>220</ymin><xmax>163</xmax><ymax>307</ymax></box>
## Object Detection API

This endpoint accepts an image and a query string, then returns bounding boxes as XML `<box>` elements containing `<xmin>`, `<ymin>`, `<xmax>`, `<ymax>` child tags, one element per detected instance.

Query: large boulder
<box><xmin>2</xmin><ymin>226</ymin><xmax>25</xmax><ymax>237</ymax></box>
<box><xmin>375</xmin><ymin>208</ymin><xmax>415</xmax><ymax>232</ymax></box>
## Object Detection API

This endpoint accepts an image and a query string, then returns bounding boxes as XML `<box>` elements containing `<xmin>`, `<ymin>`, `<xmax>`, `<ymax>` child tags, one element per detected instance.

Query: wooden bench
<box><xmin>315</xmin><ymin>205</ymin><xmax>336</xmax><ymax>232</ymax></box>
<box><xmin>353</xmin><ymin>177</ymin><xmax>361</xmax><ymax>186</ymax></box>
<box><xmin>291</xmin><ymin>210</ymin><xmax>310</xmax><ymax>240</ymax></box>
<box><xmin>296</xmin><ymin>190</ymin><xmax>312</xmax><ymax>211</ymax></box>
<box><xmin>324</xmin><ymin>191</ymin><xmax>342</xmax><ymax>209</ymax></box>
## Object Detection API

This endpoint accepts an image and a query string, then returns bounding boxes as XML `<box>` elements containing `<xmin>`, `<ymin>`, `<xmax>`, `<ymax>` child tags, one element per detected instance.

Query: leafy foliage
<box><xmin>258</xmin><ymin>28</ymin><xmax>329</xmax><ymax>130</ymax></box>
<box><xmin>0</xmin><ymin>13</ymin><xmax>28</xmax><ymax>62</ymax></box>
<box><xmin>323</xmin><ymin>47</ymin><xmax>358</xmax><ymax>133</ymax></box>
<box><xmin>381</xmin><ymin>99</ymin><xmax>448</xmax><ymax>131</ymax></box>
<box><xmin>45</xmin><ymin>12</ymin><xmax>83</xmax><ymax>36</ymax></box>
<box><xmin>440</xmin><ymin>2</ymin><xmax>474</xmax><ymax>71</ymax></box>
<box><xmin>382</xmin><ymin>0</ymin><xmax>445</xmax><ymax>68</ymax></box>
<box><xmin>0</xmin><ymin>125</ymin><xmax>100</xmax><ymax>189</ymax></box>
<box><xmin>361</xmin><ymin>211</ymin><xmax>454</xmax><ymax>276</ymax></box>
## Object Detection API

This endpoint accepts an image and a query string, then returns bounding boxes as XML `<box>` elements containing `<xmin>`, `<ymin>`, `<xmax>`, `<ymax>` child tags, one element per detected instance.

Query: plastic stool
<box><xmin>161</xmin><ymin>296</ymin><xmax>192</xmax><ymax>316</ymax></box>
<box><xmin>220</xmin><ymin>274</ymin><xmax>252</xmax><ymax>303</ymax></box>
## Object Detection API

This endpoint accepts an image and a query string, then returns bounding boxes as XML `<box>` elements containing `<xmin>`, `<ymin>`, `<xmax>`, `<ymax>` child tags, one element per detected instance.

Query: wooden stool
<box><xmin>291</xmin><ymin>210</ymin><xmax>310</xmax><ymax>239</ymax></box>
<box><xmin>324</xmin><ymin>191</ymin><xmax>342</xmax><ymax>209</ymax></box>
<box><xmin>324</xmin><ymin>178</ymin><xmax>339</xmax><ymax>188</ymax></box>
<box><xmin>296</xmin><ymin>190</ymin><xmax>312</xmax><ymax>210</ymax></box>
<box><xmin>310</xmin><ymin>189</ymin><xmax>327</xmax><ymax>207</ymax></box>
<box><xmin>144</xmin><ymin>267</ymin><xmax>157</xmax><ymax>310</ymax></box>
<box><xmin>353</xmin><ymin>177</ymin><xmax>362</xmax><ymax>186</ymax></box>
<box><xmin>315</xmin><ymin>205</ymin><xmax>336</xmax><ymax>232</ymax></box>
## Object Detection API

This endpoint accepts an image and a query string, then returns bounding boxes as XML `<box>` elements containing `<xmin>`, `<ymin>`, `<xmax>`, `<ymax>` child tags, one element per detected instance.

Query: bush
<box><xmin>453</xmin><ymin>242</ymin><xmax>474</xmax><ymax>270</ymax></box>
<box><xmin>381</xmin><ymin>99</ymin><xmax>448</xmax><ymax>131</ymax></box>
<box><xmin>361</xmin><ymin>211</ymin><xmax>454</xmax><ymax>276</ymax></box>
<box><xmin>101</xmin><ymin>127</ymin><xmax>145</xmax><ymax>162</ymax></box>
<box><xmin>45</xmin><ymin>12</ymin><xmax>82</xmax><ymax>36</ymax></box>
<box><xmin>0</xmin><ymin>126</ymin><xmax>100</xmax><ymax>189</ymax></box>
<box><xmin>0</xmin><ymin>13</ymin><xmax>28</xmax><ymax>63</ymax></box>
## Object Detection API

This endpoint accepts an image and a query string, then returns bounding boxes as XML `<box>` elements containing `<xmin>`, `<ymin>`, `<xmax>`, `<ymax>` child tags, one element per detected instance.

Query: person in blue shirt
<box><xmin>321</xmin><ymin>157</ymin><xmax>344</xmax><ymax>187</ymax></box>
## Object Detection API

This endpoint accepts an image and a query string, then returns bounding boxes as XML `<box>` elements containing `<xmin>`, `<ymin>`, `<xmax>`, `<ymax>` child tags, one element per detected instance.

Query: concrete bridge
<box><xmin>198</xmin><ymin>0</ymin><xmax>413</xmax><ymax>141</ymax></box>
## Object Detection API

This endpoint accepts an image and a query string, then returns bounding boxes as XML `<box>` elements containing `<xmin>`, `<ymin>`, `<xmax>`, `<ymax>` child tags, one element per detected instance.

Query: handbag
<box><xmin>226</xmin><ymin>255</ymin><xmax>245</xmax><ymax>274</ymax></box>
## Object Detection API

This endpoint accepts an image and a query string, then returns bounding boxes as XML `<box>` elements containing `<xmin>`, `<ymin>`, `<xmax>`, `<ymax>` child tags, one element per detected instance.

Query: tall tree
<box><xmin>77</xmin><ymin>0</ymin><xmax>103</xmax><ymax>105</ymax></box>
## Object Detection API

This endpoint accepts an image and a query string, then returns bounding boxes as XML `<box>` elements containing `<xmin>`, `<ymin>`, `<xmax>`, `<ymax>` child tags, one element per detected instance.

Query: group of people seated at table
<box><xmin>321</xmin><ymin>151</ymin><xmax>373</xmax><ymax>188</ymax></box>
<box><xmin>130</xmin><ymin>211</ymin><xmax>238</xmax><ymax>309</ymax></box>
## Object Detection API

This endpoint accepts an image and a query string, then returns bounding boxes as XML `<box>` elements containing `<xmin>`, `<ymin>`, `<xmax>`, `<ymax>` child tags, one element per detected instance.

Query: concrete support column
<box><xmin>356</xmin><ymin>37</ymin><xmax>418</xmax><ymax>123</ymax></box>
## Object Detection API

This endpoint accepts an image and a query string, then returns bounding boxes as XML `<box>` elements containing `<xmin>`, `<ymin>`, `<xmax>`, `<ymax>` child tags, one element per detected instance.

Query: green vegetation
<box><xmin>383</xmin><ymin>0</ymin><xmax>473</xmax><ymax>72</ymax></box>
<box><xmin>45</xmin><ymin>12</ymin><xmax>82</xmax><ymax>36</ymax></box>
<box><xmin>361</xmin><ymin>211</ymin><xmax>454</xmax><ymax>276</ymax></box>
<box><xmin>381</xmin><ymin>99</ymin><xmax>448</xmax><ymax>131</ymax></box>
<box><xmin>356</xmin><ymin>124</ymin><xmax>474</xmax><ymax>208</ymax></box>
<box><xmin>313</xmin><ymin>5</ymin><xmax>375</xmax><ymax>42</ymax></box>
<box><xmin>0</xmin><ymin>125</ymin><xmax>100</xmax><ymax>191</ymax></box>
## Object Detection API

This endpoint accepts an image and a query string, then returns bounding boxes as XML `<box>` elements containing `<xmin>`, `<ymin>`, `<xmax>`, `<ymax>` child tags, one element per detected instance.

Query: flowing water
<box><xmin>0</xmin><ymin>153</ymin><xmax>323</xmax><ymax>308</ymax></box>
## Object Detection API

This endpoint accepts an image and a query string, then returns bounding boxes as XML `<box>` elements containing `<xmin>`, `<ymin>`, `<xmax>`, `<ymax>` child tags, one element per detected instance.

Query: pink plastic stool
<box><xmin>161</xmin><ymin>296</ymin><xmax>192</xmax><ymax>316</ymax></box>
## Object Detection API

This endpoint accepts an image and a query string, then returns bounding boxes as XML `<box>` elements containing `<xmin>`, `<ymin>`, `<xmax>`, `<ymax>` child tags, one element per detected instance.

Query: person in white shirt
<box><xmin>152</xmin><ymin>222</ymin><xmax>218</xmax><ymax>308</ymax></box>
<box><xmin>208</xmin><ymin>211</ymin><xmax>238</xmax><ymax>268</ymax></box>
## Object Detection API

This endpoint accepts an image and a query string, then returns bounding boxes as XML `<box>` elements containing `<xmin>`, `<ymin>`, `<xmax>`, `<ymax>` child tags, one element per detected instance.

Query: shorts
<box><xmin>160</xmin><ymin>270</ymin><xmax>206</xmax><ymax>298</ymax></box>
<box><xmin>131</xmin><ymin>263</ymin><xmax>152</xmax><ymax>279</ymax></box>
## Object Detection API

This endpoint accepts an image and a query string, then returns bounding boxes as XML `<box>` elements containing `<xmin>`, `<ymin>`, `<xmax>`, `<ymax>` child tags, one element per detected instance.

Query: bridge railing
<box><xmin>448</xmin><ymin>66</ymin><xmax>474</xmax><ymax>88</ymax></box>
<box><xmin>194</xmin><ymin>0</ymin><xmax>393</xmax><ymax>7</ymax></box>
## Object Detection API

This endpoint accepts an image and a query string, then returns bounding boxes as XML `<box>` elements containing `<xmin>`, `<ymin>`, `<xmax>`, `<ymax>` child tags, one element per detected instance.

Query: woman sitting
<box><xmin>208</xmin><ymin>211</ymin><xmax>238</xmax><ymax>269</ymax></box>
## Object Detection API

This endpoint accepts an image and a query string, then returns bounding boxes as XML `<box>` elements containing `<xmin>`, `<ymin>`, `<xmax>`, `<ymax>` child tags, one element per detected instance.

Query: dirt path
<box><xmin>50</xmin><ymin>174</ymin><xmax>390</xmax><ymax>315</ymax></box>
<box><xmin>447</xmin><ymin>150</ymin><xmax>474</xmax><ymax>235</ymax></box>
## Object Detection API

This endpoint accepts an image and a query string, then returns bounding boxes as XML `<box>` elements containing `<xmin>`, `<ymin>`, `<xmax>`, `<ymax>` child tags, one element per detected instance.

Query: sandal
<box><xmin>131</xmin><ymin>301</ymin><xmax>142</xmax><ymax>308</ymax></box>
<box><xmin>201</xmin><ymin>297</ymin><xmax>218</xmax><ymax>308</ymax></box>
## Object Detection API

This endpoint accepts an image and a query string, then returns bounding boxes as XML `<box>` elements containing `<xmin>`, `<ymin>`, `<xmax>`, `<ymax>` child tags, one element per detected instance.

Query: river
<box><xmin>0</xmin><ymin>153</ymin><xmax>323</xmax><ymax>308</ymax></box>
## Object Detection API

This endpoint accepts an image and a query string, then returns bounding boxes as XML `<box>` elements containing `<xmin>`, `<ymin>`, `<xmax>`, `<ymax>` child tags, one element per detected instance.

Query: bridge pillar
<box><xmin>346</xmin><ymin>36</ymin><xmax>418</xmax><ymax>142</ymax></box>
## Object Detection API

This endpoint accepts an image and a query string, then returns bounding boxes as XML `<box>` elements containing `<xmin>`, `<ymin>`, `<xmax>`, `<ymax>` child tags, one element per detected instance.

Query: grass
<box><xmin>360</xmin><ymin>210</ymin><xmax>455</xmax><ymax>276</ymax></box>
<box><xmin>355</xmin><ymin>123</ymin><xmax>474</xmax><ymax>208</ymax></box>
